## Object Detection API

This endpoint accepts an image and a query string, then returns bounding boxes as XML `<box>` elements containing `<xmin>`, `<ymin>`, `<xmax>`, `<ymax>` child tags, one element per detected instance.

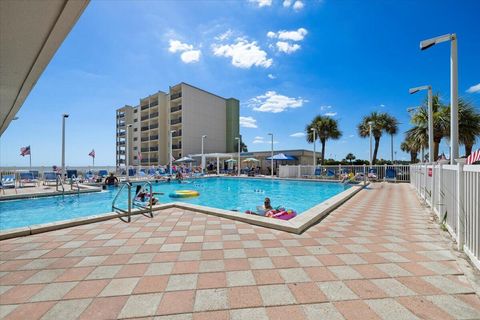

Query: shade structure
<box><xmin>242</xmin><ymin>157</ymin><xmax>259</xmax><ymax>162</ymax></box>
<box><xmin>266</xmin><ymin>153</ymin><xmax>296</xmax><ymax>161</ymax></box>
<box><xmin>225</xmin><ymin>158</ymin><xmax>237</xmax><ymax>163</ymax></box>
<box><xmin>175</xmin><ymin>156</ymin><xmax>195</xmax><ymax>163</ymax></box>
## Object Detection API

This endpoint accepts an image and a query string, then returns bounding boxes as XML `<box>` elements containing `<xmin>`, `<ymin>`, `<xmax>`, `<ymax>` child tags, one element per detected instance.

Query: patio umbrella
<box><xmin>242</xmin><ymin>158</ymin><xmax>259</xmax><ymax>163</ymax></box>
<box><xmin>266</xmin><ymin>153</ymin><xmax>296</xmax><ymax>160</ymax></box>
<box><xmin>175</xmin><ymin>156</ymin><xmax>195</xmax><ymax>163</ymax></box>
<box><xmin>225</xmin><ymin>158</ymin><xmax>237</xmax><ymax>163</ymax></box>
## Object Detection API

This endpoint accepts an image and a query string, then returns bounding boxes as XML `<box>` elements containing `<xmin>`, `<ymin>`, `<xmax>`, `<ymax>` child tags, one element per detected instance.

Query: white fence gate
<box><xmin>410</xmin><ymin>162</ymin><xmax>480</xmax><ymax>271</ymax></box>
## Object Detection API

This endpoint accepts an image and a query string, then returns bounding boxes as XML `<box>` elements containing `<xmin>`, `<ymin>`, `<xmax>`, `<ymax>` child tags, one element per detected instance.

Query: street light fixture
<box><xmin>409</xmin><ymin>85</ymin><xmax>433</xmax><ymax>163</ymax></box>
<box><xmin>170</xmin><ymin>130</ymin><xmax>176</xmax><ymax>175</ymax></box>
<box><xmin>235</xmin><ymin>137</ymin><xmax>241</xmax><ymax>176</ymax></box>
<box><xmin>310</xmin><ymin>127</ymin><xmax>316</xmax><ymax>166</ymax></box>
<box><xmin>201</xmin><ymin>135</ymin><xmax>207</xmax><ymax>172</ymax></box>
<box><xmin>420</xmin><ymin>33</ymin><xmax>458</xmax><ymax>164</ymax></box>
<box><xmin>268</xmin><ymin>133</ymin><xmax>273</xmax><ymax>178</ymax></box>
<box><xmin>61</xmin><ymin>114</ymin><xmax>69</xmax><ymax>180</ymax></box>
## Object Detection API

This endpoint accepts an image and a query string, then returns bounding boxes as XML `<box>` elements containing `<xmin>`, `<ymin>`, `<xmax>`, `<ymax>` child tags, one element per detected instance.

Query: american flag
<box><xmin>88</xmin><ymin>149</ymin><xmax>95</xmax><ymax>158</ymax></box>
<box><xmin>138</xmin><ymin>151</ymin><xmax>142</xmax><ymax>161</ymax></box>
<box><xmin>20</xmin><ymin>146</ymin><xmax>30</xmax><ymax>156</ymax></box>
<box><xmin>466</xmin><ymin>149</ymin><xmax>480</xmax><ymax>165</ymax></box>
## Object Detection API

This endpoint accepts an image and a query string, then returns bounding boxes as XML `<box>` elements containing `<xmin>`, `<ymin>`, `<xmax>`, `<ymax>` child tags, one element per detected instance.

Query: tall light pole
<box><xmin>409</xmin><ymin>85</ymin><xmax>433</xmax><ymax>162</ymax></box>
<box><xmin>368</xmin><ymin>121</ymin><xmax>373</xmax><ymax>166</ymax></box>
<box><xmin>169</xmin><ymin>130</ymin><xmax>175</xmax><ymax>175</ymax></box>
<box><xmin>61</xmin><ymin>114</ymin><xmax>69</xmax><ymax>179</ymax></box>
<box><xmin>268</xmin><ymin>133</ymin><xmax>273</xmax><ymax>178</ymax></box>
<box><xmin>201</xmin><ymin>135</ymin><xmax>207</xmax><ymax>172</ymax></box>
<box><xmin>311</xmin><ymin>127</ymin><xmax>316</xmax><ymax>166</ymax></box>
<box><xmin>125</xmin><ymin>124</ymin><xmax>132</xmax><ymax>181</ymax></box>
<box><xmin>235</xmin><ymin>137</ymin><xmax>241</xmax><ymax>176</ymax></box>
<box><xmin>420</xmin><ymin>33</ymin><xmax>458</xmax><ymax>164</ymax></box>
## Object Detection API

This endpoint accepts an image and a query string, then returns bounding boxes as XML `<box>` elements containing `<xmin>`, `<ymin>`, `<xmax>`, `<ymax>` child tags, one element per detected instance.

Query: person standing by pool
<box><xmin>104</xmin><ymin>173</ymin><xmax>119</xmax><ymax>186</ymax></box>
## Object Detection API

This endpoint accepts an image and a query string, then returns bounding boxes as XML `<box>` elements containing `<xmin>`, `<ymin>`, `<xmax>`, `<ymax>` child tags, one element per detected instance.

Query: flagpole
<box><xmin>29</xmin><ymin>147</ymin><xmax>32</xmax><ymax>169</ymax></box>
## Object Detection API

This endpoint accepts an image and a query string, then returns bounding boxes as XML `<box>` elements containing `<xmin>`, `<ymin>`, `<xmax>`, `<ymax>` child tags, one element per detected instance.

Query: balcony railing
<box><xmin>118</xmin><ymin>159</ymin><xmax>125</xmax><ymax>164</ymax></box>
<box><xmin>172</xmin><ymin>144</ymin><xmax>182</xmax><ymax>150</ymax></box>
<box><xmin>150</xmin><ymin>147</ymin><xmax>158</xmax><ymax>151</ymax></box>
<box><xmin>171</xmin><ymin>117</ymin><xmax>182</xmax><ymax>125</ymax></box>
<box><xmin>170</xmin><ymin>92</ymin><xmax>182</xmax><ymax>100</ymax></box>
<box><xmin>141</xmin><ymin>136</ymin><xmax>149</xmax><ymax>142</ymax></box>
<box><xmin>141</xmin><ymin>115</ymin><xmax>149</xmax><ymax>121</ymax></box>
<box><xmin>141</xmin><ymin>148</ymin><xmax>149</xmax><ymax>152</ymax></box>
<box><xmin>150</xmin><ymin>100</ymin><xmax>158</xmax><ymax>107</ymax></box>
<box><xmin>141</xmin><ymin>104</ymin><xmax>149</xmax><ymax>110</ymax></box>
<box><xmin>118</xmin><ymin>150</ymin><xmax>126</xmax><ymax>155</ymax></box>
<box><xmin>150</xmin><ymin>135</ymin><xmax>159</xmax><ymax>140</ymax></box>
<box><xmin>150</xmin><ymin>124</ymin><xmax>159</xmax><ymax>130</ymax></box>
<box><xmin>172</xmin><ymin>130</ymin><xmax>182</xmax><ymax>137</ymax></box>
<box><xmin>150</xmin><ymin>112</ymin><xmax>159</xmax><ymax>118</ymax></box>
<box><xmin>118</xmin><ymin>121</ymin><xmax>126</xmax><ymax>126</ymax></box>
<box><xmin>170</xmin><ymin>105</ymin><xmax>182</xmax><ymax>113</ymax></box>
<box><xmin>117</xmin><ymin>131</ymin><xmax>126</xmax><ymax>137</ymax></box>
<box><xmin>117</xmin><ymin>113</ymin><xmax>125</xmax><ymax>118</ymax></box>
<box><xmin>118</xmin><ymin>141</ymin><xmax>126</xmax><ymax>146</ymax></box>
<box><xmin>141</xmin><ymin>126</ymin><xmax>149</xmax><ymax>131</ymax></box>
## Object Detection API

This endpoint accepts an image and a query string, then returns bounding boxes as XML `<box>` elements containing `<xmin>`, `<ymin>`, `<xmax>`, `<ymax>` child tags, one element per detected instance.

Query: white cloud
<box><xmin>290</xmin><ymin>132</ymin><xmax>305</xmax><ymax>137</ymax></box>
<box><xmin>169</xmin><ymin>39</ymin><xmax>201</xmax><ymax>63</ymax></box>
<box><xmin>348</xmin><ymin>134</ymin><xmax>355</xmax><ymax>138</ymax></box>
<box><xmin>276</xmin><ymin>41</ymin><xmax>301</xmax><ymax>53</ymax></box>
<box><xmin>168</xmin><ymin>40</ymin><xmax>193</xmax><ymax>53</ymax></box>
<box><xmin>324</xmin><ymin>112</ymin><xmax>338</xmax><ymax>117</ymax></box>
<box><xmin>215</xmin><ymin>30</ymin><xmax>233</xmax><ymax>41</ymax></box>
<box><xmin>283</xmin><ymin>0</ymin><xmax>292</xmax><ymax>7</ymax></box>
<box><xmin>212</xmin><ymin>39</ymin><xmax>272</xmax><ymax>68</ymax></box>
<box><xmin>293</xmin><ymin>0</ymin><xmax>304</xmax><ymax>10</ymax></box>
<box><xmin>320</xmin><ymin>105</ymin><xmax>332</xmax><ymax>111</ymax></box>
<box><xmin>248</xmin><ymin>91</ymin><xmax>306</xmax><ymax>113</ymax></box>
<box><xmin>180</xmin><ymin>50</ymin><xmax>201</xmax><ymax>63</ymax></box>
<box><xmin>267</xmin><ymin>74</ymin><xmax>276</xmax><ymax>79</ymax></box>
<box><xmin>253</xmin><ymin>136</ymin><xmax>279</xmax><ymax>144</ymax></box>
<box><xmin>268</xmin><ymin>28</ymin><xmax>307</xmax><ymax>41</ymax></box>
<box><xmin>249</xmin><ymin>0</ymin><xmax>272</xmax><ymax>7</ymax></box>
<box><xmin>466</xmin><ymin>83</ymin><xmax>480</xmax><ymax>93</ymax></box>
<box><xmin>239</xmin><ymin>116</ymin><xmax>258</xmax><ymax>128</ymax></box>
<box><xmin>380</xmin><ymin>104</ymin><xmax>386</xmax><ymax>108</ymax></box>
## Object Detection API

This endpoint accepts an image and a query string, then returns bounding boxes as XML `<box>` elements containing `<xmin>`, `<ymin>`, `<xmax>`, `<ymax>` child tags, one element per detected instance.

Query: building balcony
<box><xmin>117</xmin><ymin>113</ymin><xmax>125</xmax><ymax>118</ymax></box>
<box><xmin>150</xmin><ymin>112</ymin><xmax>159</xmax><ymax>118</ymax></box>
<box><xmin>170</xmin><ymin>92</ymin><xmax>182</xmax><ymax>100</ymax></box>
<box><xmin>118</xmin><ymin>150</ymin><xmax>126</xmax><ymax>155</ymax></box>
<box><xmin>141</xmin><ymin>115</ymin><xmax>149</xmax><ymax>121</ymax></box>
<box><xmin>150</xmin><ymin>124</ymin><xmax>159</xmax><ymax>130</ymax></box>
<box><xmin>117</xmin><ymin>131</ymin><xmax>126</xmax><ymax>137</ymax></box>
<box><xmin>118</xmin><ymin>121</ymin><xmax>126</xmax><ymax>127</ymax></box>
<box><xmin>150</xmin><ymin>100</ymin><xmax>158</xmax><ymax>107</ymax></box>
<box><xmin>118</xmin><ymin>141</ymin><xmax>126</xmax><ymax>146</ymax></box>
<box><xmin>150</xmin><ymin>147</ymin><xmax>158</xmax><ymax>152</ymax></box>
<box><xmin>172</xmin><ymin>144</ymin><xmax>182</xmax><ymax>150</ymax></box>
<box><xmin>172</xmin><ymin>130</ymin><xmax>182</xmax><ymax>137</ymax></box>
<box><xmin>141</xmin><ymin>136</ymin><xmax>149</xmax><ymax>142</ymax></box>
<box><xmin>141</xmin><ymin>104</ymin><xmax>149</xmax><ymax>110</ymax></box>
<box><xmin>170</xmin><ymin>105</ymin><xmax>182</xmax><ymax>113</ymax></box>
<box><xmin>118</xmin><ymin>159</ymin><xmax>125</xmax><ymax>164</ymax></box>
<box><xmin>171</xmin><ymin>117</ymin><xmax>182</xmax><ymax>125</ymax></box>
<box><xmin>141</xmin><ymin>126</ymin><xmax>149</xmax><ymax>131</ymax></box>
<box><xmin>150</xmin><ymin>135</ymin><xmax>159</xmax><ymax>140</ymax></box>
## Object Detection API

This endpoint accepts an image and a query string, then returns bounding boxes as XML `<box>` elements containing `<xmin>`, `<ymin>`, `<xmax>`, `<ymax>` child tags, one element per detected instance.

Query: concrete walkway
<box><xmin>0</xmin><ymin>183</ymin><xmax>479</xmax><ymax>319</ymax></box>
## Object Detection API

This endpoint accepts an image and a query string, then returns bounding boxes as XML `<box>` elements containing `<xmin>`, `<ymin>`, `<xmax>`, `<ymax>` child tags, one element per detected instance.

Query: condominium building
<box><xmin>116</xmin><ymin>83</ymin><xmax>239</xmax><ymax>167</ymax></box>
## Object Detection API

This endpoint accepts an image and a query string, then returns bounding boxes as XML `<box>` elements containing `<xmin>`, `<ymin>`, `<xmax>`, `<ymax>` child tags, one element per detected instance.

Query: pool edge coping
<box><xmin>0</xmin><ymin>181</ymin><xmax>367</xmax><ymax>240</ymax></box>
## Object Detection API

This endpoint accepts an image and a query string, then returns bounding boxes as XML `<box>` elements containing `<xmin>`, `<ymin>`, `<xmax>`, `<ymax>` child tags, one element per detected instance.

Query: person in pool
<box><xmin>104</xmin><ymin>173</ymin><xmax>119</xmax><ymax>186</ymax></box>
<box><xmin>134</xmin><ymin>185</ymin><xmax>161</xmax><ymax>205</ymax></box>
<box><xmin>263</xmin><ymin>197</ymin><xmax>273</xmax><ymax>210</ymax></box>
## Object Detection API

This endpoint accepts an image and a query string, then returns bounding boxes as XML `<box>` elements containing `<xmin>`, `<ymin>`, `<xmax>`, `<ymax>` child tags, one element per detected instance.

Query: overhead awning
<box><xmin>0</xmin><ymin>0</ymin><xmax>89</xmax><ymax>135</ymax></box>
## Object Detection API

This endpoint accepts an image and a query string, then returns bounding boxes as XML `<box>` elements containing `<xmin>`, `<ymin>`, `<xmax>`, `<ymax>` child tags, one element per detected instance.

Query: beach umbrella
<box><xmin>242</xmin><ymin>157</ymin><xmax>259</xmax><ymax>162</ymax></box>
<box><xmin>225</xmin><ymin>158</ymin><xmax>237</xmax><ymax>163</ymax></box>
<box><xmin>175</xmin><ymin>156</ymin><xmax>195</xmax><ymax>163</ymax></box>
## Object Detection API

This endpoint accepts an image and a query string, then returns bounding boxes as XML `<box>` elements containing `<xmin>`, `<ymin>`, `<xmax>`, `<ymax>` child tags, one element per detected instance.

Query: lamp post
<box><xmin>170</xmin><ymin>130</ymin><xmax>175</xmax><ymax>175</ymax></box>
<box><xmin>420</xmin><ymin>33</ymin><xmax>458</xmax><ymax>164</ymax></box>
<box><xmin>311</xmin><ymin>127</ymin><xmax>316</xmax><ymax>167</ymax></box>
<box><xmin>268</xmin><ymin>133</ymin><xmax>273</xmax><ymax>178</ymax></box>
<box><xmin>61</xmin><ymin>114</ymin><xmax>69</xmax><ymax>180</ymax></box>
<box><xmin>368</xmin><ymin>121</ymin><xmax>373</xmax><ymax>166</ymax></box>
<box><xmin>235</xmin><ymin>137</ymin><xmax>241</xmax><ymax>176</ymax></box>
<box><xmin>125</xmin><ymin>124</ymin><xmax>132</xmax><ymax>181</ymax></box>
<box><xmin>201</xmin><ymin>135</ymin><xmax>207</xmax><ymax>172</ymax></box>
<box><xmin>409</xmin><ymin>85</ymin><xmax>433</xmax><ymax>162</ymax></box>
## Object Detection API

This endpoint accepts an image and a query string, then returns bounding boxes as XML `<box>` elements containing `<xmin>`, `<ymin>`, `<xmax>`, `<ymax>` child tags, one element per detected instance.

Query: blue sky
<box><xmin>1</xmin><ymin>0</ymin><xmax>479</xmax><ymax>166</ymax></box>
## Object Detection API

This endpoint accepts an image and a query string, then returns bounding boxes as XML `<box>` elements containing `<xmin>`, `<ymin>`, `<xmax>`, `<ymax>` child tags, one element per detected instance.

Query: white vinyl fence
<box><xmin>411</xmin><ymin>162</ymin><xmax>480</xmax><ymax>271</ymax></box>
<box><xmin>279</xmin><ymin>164</ymin><xmax>411</xmax><ymax>182</ymax></box>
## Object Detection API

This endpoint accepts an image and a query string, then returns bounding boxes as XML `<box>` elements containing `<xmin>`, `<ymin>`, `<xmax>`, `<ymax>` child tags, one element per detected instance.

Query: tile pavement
<box><xmin>0</xmin><ymin>183</ymin><xmax>479</xmax><ymax>319</ymax></box>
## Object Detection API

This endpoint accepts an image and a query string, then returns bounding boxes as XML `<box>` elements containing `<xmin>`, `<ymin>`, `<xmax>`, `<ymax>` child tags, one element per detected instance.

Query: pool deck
<box><xmin>0</xmin><ymin>183</ymin><xmax>479</xmax><ymax>319</ymax></box>
<box><xmin>0</xmin><ymin>184</ymin><xmax>101</xmax><ymax>201</ymax></box>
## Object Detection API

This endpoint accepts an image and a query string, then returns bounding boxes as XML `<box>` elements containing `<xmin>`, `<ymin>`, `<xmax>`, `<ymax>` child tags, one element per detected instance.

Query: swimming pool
<box><xmin>0</xmin><ymin>178</ymin><xmax>350</xmax><ymax>231</ymax></box>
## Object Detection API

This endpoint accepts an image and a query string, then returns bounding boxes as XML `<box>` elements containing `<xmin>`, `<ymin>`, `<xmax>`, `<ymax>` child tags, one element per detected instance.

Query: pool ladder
<box><xmin>112</xmin><ymin>181</ymin><xmax>154</xmax><ymax>223</ymax></box>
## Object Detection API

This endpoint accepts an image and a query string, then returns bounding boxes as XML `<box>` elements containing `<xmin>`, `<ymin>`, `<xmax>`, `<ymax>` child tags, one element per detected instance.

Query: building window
<box><xmin>133</xmin><ymin>146</ymin><xmax>138</xmax><ymax>150</ymax></box>
<box><xmin>134</xmin><ymin>119</ymin><xmax>138</xmax><ymax>122</ymax></box>
<box><xmin>133</xmin><ymin>137</ymin><xmax>138</xmax><ymax>141</ymax></box>
<box><xmin>134</xmin><ymin>109</ymin><xmax>138</xmax><ymax>113</ymax></box>
<box><xmin>134</xmin><ymin>156</ymin><xmax>137</xmax><ymax>160</ymax></box>
<box><xmin>134</xmin><ymin>128</ymin><xmax>138</xmax><ymax>132</ymax></box>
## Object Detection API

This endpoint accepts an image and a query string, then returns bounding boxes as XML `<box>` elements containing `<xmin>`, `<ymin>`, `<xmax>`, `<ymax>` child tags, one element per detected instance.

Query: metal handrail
<box><xmin>56</xmin><ymin>175</ymin><xmax>65</xmax><ymax>194</ymax></box>
<box><xmin>112</xmin><ymin>182</ymin><xmax>132</xmax><ymax>222</ymax></box>
<box><xmin>70</xmin><ymin>175</ymin><xmax>80</xmax><ymax>194</ymax></box>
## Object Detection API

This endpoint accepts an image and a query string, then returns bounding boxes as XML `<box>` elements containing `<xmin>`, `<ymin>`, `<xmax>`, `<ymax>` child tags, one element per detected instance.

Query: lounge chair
<box><xmin>43</xmin><ymin>172</ymin><xmax>58</xmax><ymax>185</ymax></box>
<box><xmin>19</xmin><ymin>172</ymin><xmax>38</xmax><ymax>187</ymax></box>
<box><xmin>66</xmin><ymin>170</ymin><xmax>78</xmax><ymax>179</ymax></box>
<box><xmin>384</xmin><ymin>168</ymin><xmax>397</xmax><ymax>183</ymax></box>
<box><xmin>98</xmin><ymin>170</ymin><xmax>108</xmax><ymax>178</ymax></box>
<box><xmin>30</xmin><ymin>170</ymin><xmax>39</xmax><ymax>179</ymax></box>
<box><xmin>1</xmin><ymin>174</ymin><xmax>16</xmax><ymax>193</ymax></box>
<box><xmin>128</xmin><ymin>168</ymin><xmax>136</xmax><ymax>177</ymax></box>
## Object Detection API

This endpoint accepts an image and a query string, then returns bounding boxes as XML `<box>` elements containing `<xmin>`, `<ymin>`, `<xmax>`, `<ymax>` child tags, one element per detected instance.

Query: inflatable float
<box><xmin>169</xmin><ymin>190</ymin><xmax>200</xmax><ymax>198</ymax></box>
<box><xmin>245</xmin><ymin>208</ymin><xmax>297</xmax><ymax>220</ymax></box>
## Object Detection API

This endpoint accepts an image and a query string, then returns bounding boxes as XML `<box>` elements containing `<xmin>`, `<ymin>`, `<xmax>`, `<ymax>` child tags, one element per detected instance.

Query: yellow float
<box><xmin>169</xmin><ymin>190</ymin><xmax>200</xmax><ymax>198</ymax></box>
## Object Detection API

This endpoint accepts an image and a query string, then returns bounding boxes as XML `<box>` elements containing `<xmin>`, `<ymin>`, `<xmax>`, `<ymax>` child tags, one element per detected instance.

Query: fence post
<box><xmin>297</xmin><ymin>165</ymin><xmax>301</xmax><ymax>178</ymax></box>
<box><xmin>456</xmin><ymin>160</ymin><xmax>465</xmax><ymax>251</ymax></box>
<box><xmin>431</xmin><ymin>163</ymin><xmax>436</xmax><ymax>212</ymax></box>
<box><xmin>437</xmin><ymin>162</ymin><xmax>443</xmax><ymax>218</ymax></box>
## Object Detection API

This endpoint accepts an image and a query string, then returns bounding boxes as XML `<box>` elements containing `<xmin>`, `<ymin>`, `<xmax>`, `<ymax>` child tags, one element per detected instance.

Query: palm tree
<box><xmin>345</xmin><ymin>153</ymin><xmax>356</xmax><ymax>164</ymax></box>
<box><xmin>409</xmin><ymin>94</ymin><xmax>449</xmax><ymax>161</ymax></box>
<box><xmin>456</xmin><ymin>99</ymin><xmax>480</xmax><ymax>156</ymax></box>
<box><xmin>400</xmin><ymin>134</ymin><xmax>422</xmax><ymax>163</ymax></box>
<box><xmin>357</xmin><ymin>112</ymin><xmax>399</xmax><ymax>164</ymax></box>
<box><xmin>306</xmin><ymin>115</ymin><xmax>342</xmax><ymax>164</ymax></box>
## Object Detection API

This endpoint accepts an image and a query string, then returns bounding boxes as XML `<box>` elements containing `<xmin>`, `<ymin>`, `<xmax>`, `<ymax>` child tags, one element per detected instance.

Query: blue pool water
<box><xmin>0</xmin><ymin>178</ymin><xmax>349</xmax><ymax>231</ymax></box>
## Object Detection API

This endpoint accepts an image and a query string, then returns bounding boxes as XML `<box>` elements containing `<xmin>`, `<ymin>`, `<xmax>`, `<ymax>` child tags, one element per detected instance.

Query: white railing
<box><xmin>279</xmin><ymin>164</ymin><xmax>411</xmax><ymax>182</ymax></box>
<box><xmin>410</xmin><ymin>162</ymin><xmax>480</xmax><ymax>271</ymax></box>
